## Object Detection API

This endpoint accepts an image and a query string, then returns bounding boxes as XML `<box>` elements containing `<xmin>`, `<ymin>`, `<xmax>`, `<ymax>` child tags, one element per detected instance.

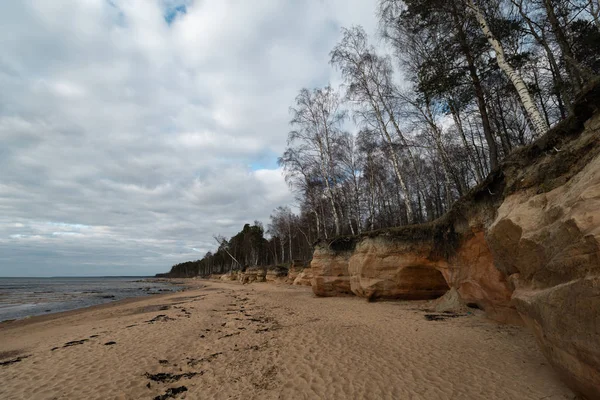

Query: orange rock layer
<box><xmin>309</xmin><ymin>82</ymin><xmax>600</xmax><ymax>399</ymax></box>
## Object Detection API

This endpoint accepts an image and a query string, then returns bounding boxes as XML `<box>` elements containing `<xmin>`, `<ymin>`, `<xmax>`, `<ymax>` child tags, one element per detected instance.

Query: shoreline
<box><xmin>0</xmin><ymin>280</ymin><xmax>575</xmax><ymax>399</ymax></box>
<box><xmin>0</xmin><ymin>278</ymin><xmax>191</xmax><ymax>327</ymax></box>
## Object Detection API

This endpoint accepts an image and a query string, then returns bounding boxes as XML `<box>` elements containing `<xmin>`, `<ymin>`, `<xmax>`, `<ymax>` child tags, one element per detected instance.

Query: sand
<box><xmin>0</xmin><ymin>280</ymin><xmax>576</xmax><ymax>400</ymax></box>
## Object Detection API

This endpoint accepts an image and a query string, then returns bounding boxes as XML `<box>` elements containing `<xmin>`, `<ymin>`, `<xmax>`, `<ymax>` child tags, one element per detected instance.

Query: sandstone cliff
<box><xmin>292</xmin><ymin>268</ymin><xmax>313</xmax><ymax>286</ymax></box>
<box><xmin>238</xmin><ymin>267</ymin><xmax>267</xmax><ymax>284</ymax></box>
<box><xmin>286</xmin><ymin>260</ymin><xmax>305</xmax><ymax>283</ymax></box>
<box><xmin>310</xmin><ymin>81</ymin><xmax>600</xmax><ymax>399</ymax></box>
<box><xmin>265</xmin><ymin>266</ymin><xmax>289</xmax><ymax>283</ymax></box>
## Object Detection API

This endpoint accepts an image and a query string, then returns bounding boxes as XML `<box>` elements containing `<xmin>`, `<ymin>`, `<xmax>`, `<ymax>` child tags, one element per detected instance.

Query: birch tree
<box><xmin>466</xmin><ymin>0</ymin><xmax>549</xmax><ymax>136</ymax></box>
<box><xmin>331</xmin><ymin>27</ymin><xmax>416</xmax><ymax>223</ymax></box>
<box><xmin>381</xmin><ymin>0</ymin><xmax>501</xmax><ymax>170</ymax></box>
<box><xmin>285</xmin><ymin>86</ymin><xmax>347</xmax><ymax>235</ymax></box>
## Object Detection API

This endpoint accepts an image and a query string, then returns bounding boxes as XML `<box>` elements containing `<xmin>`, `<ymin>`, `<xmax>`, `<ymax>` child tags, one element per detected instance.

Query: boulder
<box><xmin>431</xmin><ymin>287</ymin><xmax>467</xmax><ymax>314</ymax></box>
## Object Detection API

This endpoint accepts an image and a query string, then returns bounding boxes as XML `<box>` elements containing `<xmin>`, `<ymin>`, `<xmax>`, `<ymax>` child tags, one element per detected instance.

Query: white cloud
<box><xmin>0</xmin><ymin>0</ymin><xmax>379</xmax><ymax>276</ymax></box>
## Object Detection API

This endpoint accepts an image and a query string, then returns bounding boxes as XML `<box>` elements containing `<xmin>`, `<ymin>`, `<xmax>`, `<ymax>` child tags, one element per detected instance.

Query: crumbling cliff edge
<box><xmin>310</xmin><ymin>81</ymin><xmax>600</xmax><ymax>399</ymax></box>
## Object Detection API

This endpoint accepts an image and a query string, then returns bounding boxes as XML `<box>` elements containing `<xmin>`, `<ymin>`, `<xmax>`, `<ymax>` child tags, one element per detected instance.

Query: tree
<box><xmin>466</xmin><ymin>0</ymin><xmax>549</xmax><ymax>136</ymax></box>
<box><xmin>163</xmin><ymin>0</ymin><xmax>598</xmax><ymax>280</ymax></box>
<box><xmin>268</xmin><ymin>207</ymin><xmax>295</xmax><ymax>264</ymax></box>
<box><xmin>213</xmin><ymin>235</ymin><xmax>241</xmax><ymax>272</ymax></box>
<box><xmin>284</xmin><ymin>86</ymin><xmax>348</xmax><ymax>235</ymax></box>
<box><xmin>381</xmin><ymin>0</ymin><xmax>502</xmax><ymax>170</ymax></box>
<box><xmin>331</xmin><ymin>27</ymin><xmax>416</xmax><ymax>223</ymax></box>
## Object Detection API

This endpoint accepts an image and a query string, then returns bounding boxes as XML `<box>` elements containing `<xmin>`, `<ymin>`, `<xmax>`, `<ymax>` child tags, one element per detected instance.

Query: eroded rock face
<box><xmin>293</xmin><ymin>268</ymin><xmax>313</xmax><ymax>286</ymax></box>
<box><xmin>310</xmin><ymin>247</ymin><xmax>352</xmax><ymax>296</ymax></box>
<box><xmin>487</xmin><ymin>144</ymin><xmax>600</xmax><ymax>399</ymax></box>
<box><xmin>348</xmin><ymin>238</ymin><xmax>449</xmax><ymax>300</ymax></box>
<box><xmin>448</xmin><ymin>231</ymin><xmax>517</xmax><ymax>323</ymax></box>
<box><xmin>239</xmin><ymin>267</ymin><xmax>267</xmax><ymax>284</ymax></box>
<box><xmin>266</xmin><ymin>266</ymin><xmax>289</xmax><ymax>283</ymax></box>
<box><xmin>514</xmin><ymin>278</ymin><xmax>600</xmax><ymax>399</ymax></box>
<box><xmin>220</xmin><ymin>272</ymin><xmax>238</xmax><ymax>281</ymax></box>
<box><xmin>308</xmin><ymin>85</ymin><xmax>600</xmax><ymax>398</ymax></box>
<box><xmin>312</xmin><ymin>231</ymin><xmax>516</xmax><ymax>321</ymax></box>
<box><xmin>287</xmin><ymin>261</ymin><xmax>306</xmax><ymax>283</ymax></box>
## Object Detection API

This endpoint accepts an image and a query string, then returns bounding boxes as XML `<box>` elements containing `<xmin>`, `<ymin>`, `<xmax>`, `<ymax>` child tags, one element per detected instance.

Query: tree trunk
<box><xmin>467</xmin><ymin>0</ymin><xmax>549</xmax><ymax>136</ymax></box>
<box><xmin>368</xmin><ymin>158</ymin><xmax>376</xmax><ymax>231</ymax></box>
<box><xmin>287</xmin><ymin>218</ymin><xmax>292</xmax><ymax>264</ymax></box>
<box><xmin>357</xmin><ymin>65</ymin><xmax>415</xmax><ymax>224</ymax></box>
<box><xmin>533</xmin><ymin>68</ymin><xmax>551</xmax><ymax>127</ymax></box>
<box><xmin>543</xmin><ymin>0</ymin><xmax>582</xmax><ymax>91</ymax></box>
<box><xmin>369</xmin><ymin>104</ymin><xmax>414</xmax><ymax>224</ymax></box>
<box><xmin>353</xmin><ymin>173</ymin><xmax>362</xmax><ymax>234</ymax></box>
<box><xmin>317</xmin><ymin>140</ymin><xmax>341</xmax><ymax>236</ymax></box>
<box><xmin>511</xmin><ymin>0</ymin><xmax>572</xmax><ymax>115</ymax></box>
<box><xmin>449</xmin><ymin>101</ymin><xmax>484</xmax><ymax>182</ymax></box>
<box><xmin>319</xmin><ymin>201</ymin><xmax>328</xmax><ymax>239</ymax></box>
<box><xmin>450</xmin><ymin>2</ymin><xmax>499</xmax><ymax>170</ymax></box>
<box><xmin>588</xmin><ymin>0</ymin><xmax>600</xmax><ymax>28</ymax></box>
<box><xmin>491</xmin><ymin>89</ymin><xmax>513</xmax><ymax>154</ymax></box>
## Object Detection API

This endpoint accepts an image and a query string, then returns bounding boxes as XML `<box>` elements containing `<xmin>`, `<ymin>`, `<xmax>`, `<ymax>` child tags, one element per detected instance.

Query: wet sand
<box><xmin>0</xmin><ymin>280</ymin><xmax>575</xmax><ymax>399</ymax></box>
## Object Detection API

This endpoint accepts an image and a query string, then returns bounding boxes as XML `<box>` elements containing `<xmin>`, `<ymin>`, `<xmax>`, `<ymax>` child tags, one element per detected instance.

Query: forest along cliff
<box><xmin>310</xmin><ymin>81</ymin><xmax>600</xmax><ymax>400</ymax></box>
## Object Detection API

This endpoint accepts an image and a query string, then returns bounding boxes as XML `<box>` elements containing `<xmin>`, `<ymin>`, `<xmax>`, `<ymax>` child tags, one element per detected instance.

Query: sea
<box><xmin>0</xmin><ymin>277</ymin><xmax>180</xmax><ymax>322</ymax></box>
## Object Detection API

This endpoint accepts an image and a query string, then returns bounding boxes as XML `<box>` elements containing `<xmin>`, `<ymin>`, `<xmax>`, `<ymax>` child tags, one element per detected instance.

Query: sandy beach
<box><xmin>0</xmin><ymin>280</ymin><xmax>576</xmax><ymax>400</ymax></box>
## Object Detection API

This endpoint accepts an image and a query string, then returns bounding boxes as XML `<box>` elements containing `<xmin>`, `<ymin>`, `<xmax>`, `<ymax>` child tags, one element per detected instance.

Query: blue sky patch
<box><xmin>249</xmin><ymin>151</ymin><xmax>280</xmax><ymax>171</ymax></box>
<box><xmin>164</xmin><ymin>4</ymin><xmax>187</xmax><ymax>25</ymax></box>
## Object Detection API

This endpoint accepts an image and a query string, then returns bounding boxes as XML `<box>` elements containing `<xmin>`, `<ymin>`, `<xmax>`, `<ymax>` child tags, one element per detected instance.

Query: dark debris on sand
<box><xmin>0</xmin><ymin>355</ymin><xmax>30</xmax><ymax>366</ymax></box>
<box><xmin>146</xmin><ymin>315</ymin><xmax>175</xmax><ymax>324</ymax></box>
<box><xmin>153</xmin><ymin>386</ymin><xmax>188</xmax><ymax>400</ymax></box>
<box><xmin>145</xmin><ymin>372</ymin><xmax>201</xmax><ymax>383</ymax></box>
<box><xmin>63</xmin><ymin>339</ymin><xmax>89</xmax><ymax>347</ymax></box>
<box><xmin>424</xmin><ymin>313</ymin><xmax>464</xmax><ymax>321</ymax></box>
<box><xmin>186</xmin><ymin>352</ymin><xmax>222</xmax><ymax>367</ymax></box>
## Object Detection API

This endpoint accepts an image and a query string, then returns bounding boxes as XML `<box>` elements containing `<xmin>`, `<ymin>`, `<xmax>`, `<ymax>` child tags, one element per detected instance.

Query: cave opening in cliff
<box><xmin>397</xmin><ymin>266</ymin><xmax>450</xmax><ymax>300</ymax></box>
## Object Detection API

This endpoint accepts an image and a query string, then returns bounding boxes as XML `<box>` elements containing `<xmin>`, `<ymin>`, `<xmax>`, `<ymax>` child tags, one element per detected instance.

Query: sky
<box><xmin>0</xmin><ymin>0</ymin><xmax>380</xmax><ymax>277</ymax></box>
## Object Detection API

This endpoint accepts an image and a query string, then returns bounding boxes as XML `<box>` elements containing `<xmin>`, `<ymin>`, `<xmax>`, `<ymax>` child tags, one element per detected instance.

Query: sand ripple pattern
<box><xmin>0</xmin><ymin>281</ymin><xmax>576</xmax><ymax>400</ymax></box>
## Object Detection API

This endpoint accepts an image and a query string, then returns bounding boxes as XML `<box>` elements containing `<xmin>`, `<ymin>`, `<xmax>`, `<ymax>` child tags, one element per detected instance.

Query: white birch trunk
<box><xmin>313</xmin><ymin>209</ymin><xmax>321</xmax><ymax>239</ymax></box>
<box><xmin>367</xmin><ymin>93</ymin><xmax>415</xmax><ymax>224</ymax></box>
<box><xmin>356</xmin><ymin>66</ymin><xmax>415</xmax><ymax>224</ymax></box>
<box><xmin>589</xmin><ymin>0</ymin><xmax>600</xmax><ymax>28</ymax></box>
<box><xmin>467</xmin><ymin>0</ymin><xmax>549</xmax><ymax>136</ymax></box>
<box><xmin>319</xmin><ymin>156</ymin><xmax>341</xmax><ymax>236</ymax></box>
<box><xmin>287</xmin><ymin>217</ymin><xmax>292</xmax><ymax>263</ymax></box>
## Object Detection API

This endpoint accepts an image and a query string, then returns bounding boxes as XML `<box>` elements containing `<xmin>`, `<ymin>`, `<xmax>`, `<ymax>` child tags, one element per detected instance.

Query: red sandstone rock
<box><xmin>308</xmin><ymin>84</ymin><xmax>600</xmax><ymax>398</ymax></box>
<box><xmin>310</xmin><ymin>248</ymin><xmax>352</xmax><ymax>296</ymax></box>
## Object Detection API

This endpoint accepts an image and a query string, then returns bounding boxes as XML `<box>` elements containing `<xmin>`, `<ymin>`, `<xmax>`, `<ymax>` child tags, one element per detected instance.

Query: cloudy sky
<box><xmin>0</xmin><ymin>0</ymin><xmax>380</xmax><ymax>277</ymax></box>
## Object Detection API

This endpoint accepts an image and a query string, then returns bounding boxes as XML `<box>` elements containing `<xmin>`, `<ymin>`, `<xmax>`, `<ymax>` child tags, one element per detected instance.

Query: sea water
<box><xmin>0</xmin><ymin>277</ymin><xmax>179</xmax><ymax>322</ymax></box>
